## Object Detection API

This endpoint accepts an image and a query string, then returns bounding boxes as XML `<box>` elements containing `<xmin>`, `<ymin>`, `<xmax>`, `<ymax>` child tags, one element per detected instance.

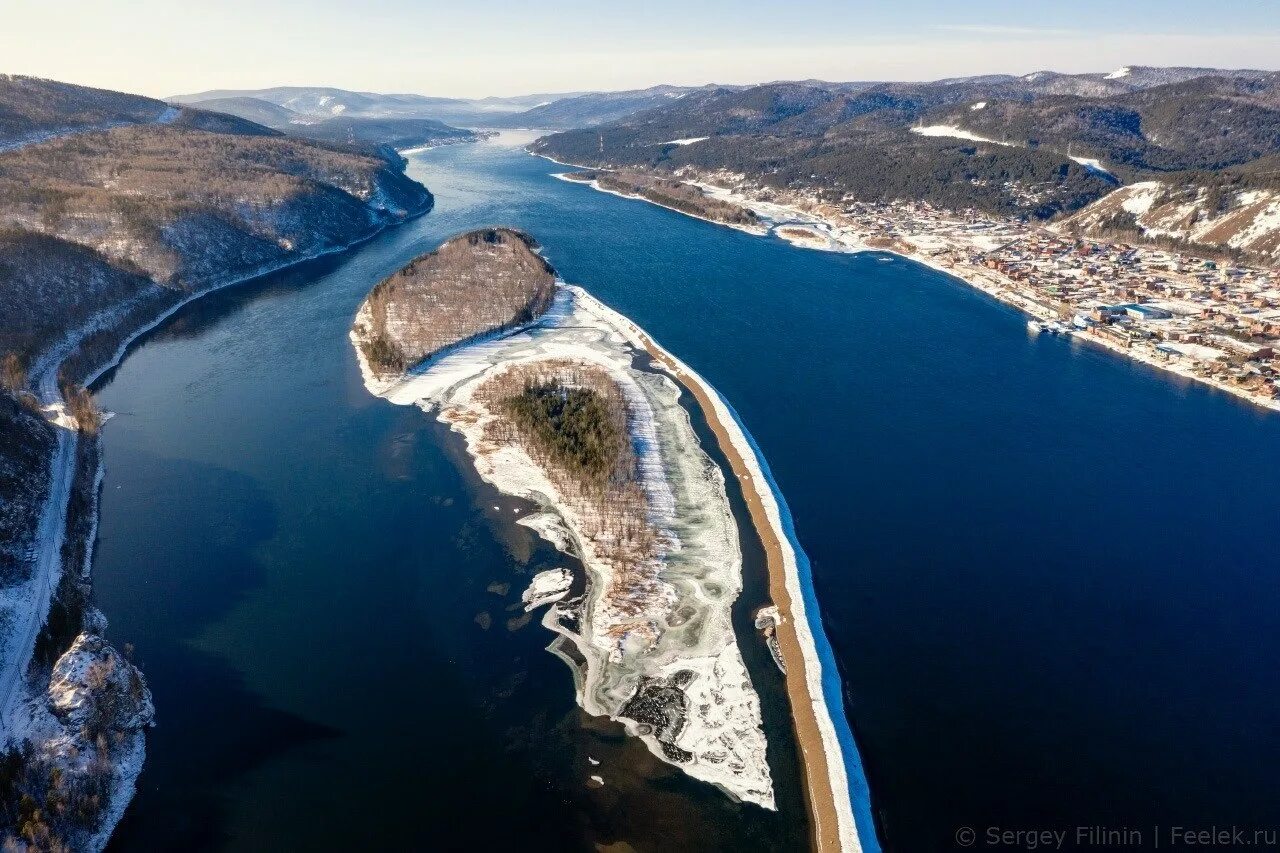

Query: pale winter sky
<box><xmin>3</xmin><ymin>0</ymin><xmax>1278</xmax><ymax>98</ymax></box>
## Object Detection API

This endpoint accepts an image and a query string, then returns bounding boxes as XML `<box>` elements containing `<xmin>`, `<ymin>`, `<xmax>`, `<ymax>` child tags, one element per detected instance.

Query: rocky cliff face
<box><xmin>353</xmin><ymin>228</ymin><xmax>556</xmax><ymax>375</ymax></box>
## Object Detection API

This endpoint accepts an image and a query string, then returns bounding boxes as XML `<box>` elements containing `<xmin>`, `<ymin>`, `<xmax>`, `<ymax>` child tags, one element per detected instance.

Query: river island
<box><xmin>349</xmin><ymin>228</ymin><xmax>862</xmax><ymax>850</ymax></box>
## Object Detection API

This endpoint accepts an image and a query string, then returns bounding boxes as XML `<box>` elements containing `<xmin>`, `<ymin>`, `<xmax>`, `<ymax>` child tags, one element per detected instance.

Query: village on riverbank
<box><xmin>671</xmin><ymin>170</ymin><xmax>1280</xmax><ymax>412</ymax></box>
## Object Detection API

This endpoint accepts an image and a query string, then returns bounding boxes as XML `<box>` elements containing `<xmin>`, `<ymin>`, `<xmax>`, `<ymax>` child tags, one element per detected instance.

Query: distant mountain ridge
<box><xmin>170</xmin><ymin>66</ymin><xmax>1276</xmax><ymax>134</ymax></box>
<box><xmin>0</xmin><ymin>75</ymin><xmax>273</xmax><ymax>151</ymax></box>
<box><xmin>170</xmin><ymin>94</ymin><xmax>482</xmax><ymax>157</ymax></box>
<box><xmin>173</xmin><ymin>83</ymin><xmax>736</xmax><ymax>130</ymax></box>
<box><xmin>484</xmin><ymin>84</ymin><xmax>734</xmax><ymax>129</ymax></box>
<box><xmin>184</xmin><ymin>95</ymin><xmax>298</xmax><ymax>127</ymax></box>
<box><xmin>170</xmin><ymin>85</ymin><xmax>584</xmax><ymax>127</ymax></box>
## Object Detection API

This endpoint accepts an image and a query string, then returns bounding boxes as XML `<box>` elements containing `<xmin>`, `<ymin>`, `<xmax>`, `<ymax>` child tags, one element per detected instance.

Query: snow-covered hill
<box><xmin>1061</xmin><ymin>181</ymin><xmax>1280</xmax><ymax>262</ymax></box>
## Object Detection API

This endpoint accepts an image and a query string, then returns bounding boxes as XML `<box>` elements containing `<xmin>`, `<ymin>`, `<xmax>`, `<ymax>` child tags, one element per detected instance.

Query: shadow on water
<box><xmin>107</xmin><ymin>647</ymin><xmax>341</xmax><ymax>852</ymax></box>
<box><xmin>97</xmin><ymin>451</ymin><xmax>342</xmax><ymax>851</ymax></box>
<box><xmin>95</xmin><ymin>450</ymin><xmax>276</xmax><ymax>636</ymax></box>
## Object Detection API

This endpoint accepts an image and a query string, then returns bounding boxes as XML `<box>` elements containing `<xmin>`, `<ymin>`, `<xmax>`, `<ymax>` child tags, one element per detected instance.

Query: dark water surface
<box><xmin>95</xmin><ymin>133</ymin><xmax>1280</xmax><ymax>851</ymax></box>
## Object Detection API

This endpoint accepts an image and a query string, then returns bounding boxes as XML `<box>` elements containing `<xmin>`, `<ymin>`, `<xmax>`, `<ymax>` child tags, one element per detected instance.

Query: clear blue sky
<box><xmin>3</xmin><ymin>0</ymin><xmax>1277</xmax><ymax>97</ymax></box>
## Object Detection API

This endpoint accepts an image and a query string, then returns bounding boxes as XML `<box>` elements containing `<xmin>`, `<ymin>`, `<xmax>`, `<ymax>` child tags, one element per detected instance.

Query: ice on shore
<box><xmin>5</xmin><ymin>630</ymin><xmax>154</xmax><ymax>853</ymax></box>
<box><xmin>522</xmin><ymin>568</ymin><xmax>574</xmax><ymax>611</ymax></box>
<box><xmin>352</xmin><ymin>283</ymin><xmax>775</xmax><ymax>809</ymax></box>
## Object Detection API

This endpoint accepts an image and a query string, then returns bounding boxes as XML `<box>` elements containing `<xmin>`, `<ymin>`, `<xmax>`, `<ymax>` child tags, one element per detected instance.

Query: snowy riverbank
<box><xmin>558</xmin><ymin>160</ymin><xmax>1280</xmax><ymax>417</ymax></box>
<box><xmin>552</xmin><ymin>172</ymin><xmax>769</xmax><ymax>236</ymax></box>
<box><xmin>1</xmin><ymin>190</ymin><xmax>433</xmax><ymax>851</ymax></box>
<box><xmin>533</xmin><ymin>152</ymin><xmax>877</xmax><ymax>851</ymax></box>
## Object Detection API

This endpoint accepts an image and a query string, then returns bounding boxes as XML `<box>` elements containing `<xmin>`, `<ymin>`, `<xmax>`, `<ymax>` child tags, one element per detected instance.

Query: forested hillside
<box><xmin>925</xmin><ymin>73</ymin><xmax>1280</xmax><ymax>175</ymax></box>
<box><xmin>533</xmin><ymin>83</ymin><xmax>1113</xmax><ymax>218</ymax></box>
<box><xmin>533</xmin><ymin>69</ymin><xmax>1280</xmax><ymax>223</ymax></box>
<box><xmin>0</xmin><ymin>75</ymin><xmax>274</xmax><ymax>150</ymax></box>
<box><xmin>0</xmin><ymin>76</ymin><xmax>435</xmax><ymax>851</ymax></box>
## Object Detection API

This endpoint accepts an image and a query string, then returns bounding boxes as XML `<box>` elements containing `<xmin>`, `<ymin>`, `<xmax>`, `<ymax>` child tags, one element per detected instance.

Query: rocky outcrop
<box><xmin>2</xmin><ymin>630</ymin><xmax>154</xmax><ymax>852</ymax></box>
<box><xmin>46</xmin><ymin>632</ymin><xmax>154</xmax><ymax>737</ymax></box>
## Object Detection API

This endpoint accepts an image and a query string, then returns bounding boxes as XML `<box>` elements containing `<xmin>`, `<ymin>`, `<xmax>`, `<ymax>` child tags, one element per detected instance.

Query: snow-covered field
<box><xmin>910</xmin><ymin>124</ymin><xmax>1011</xmax><ymax>146</ymax></box>
<box><xmin>1069</xmin><ymin>156</ymin><xmax>1118</xmax><ymax>181</ymax></box>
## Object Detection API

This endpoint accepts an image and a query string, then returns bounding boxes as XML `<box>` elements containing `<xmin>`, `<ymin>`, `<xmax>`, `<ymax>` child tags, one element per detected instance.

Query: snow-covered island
<box><xmin>350</xmin><ymin>227</ymin><xmax>778</xmax><ymax>808</ymax></box>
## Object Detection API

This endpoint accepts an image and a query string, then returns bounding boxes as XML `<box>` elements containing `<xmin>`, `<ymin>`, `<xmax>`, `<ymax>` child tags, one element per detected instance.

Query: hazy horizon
<box><xmin>2</xmin><ymin>0</ymin><xmax>1278</xmax><ymax>100</ymax></box>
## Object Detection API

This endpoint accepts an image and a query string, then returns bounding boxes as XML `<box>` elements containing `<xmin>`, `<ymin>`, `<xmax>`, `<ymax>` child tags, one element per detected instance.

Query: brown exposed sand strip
<box><xmin>637</xmin><ymin>336</ymin><xmax>848</xmax><ymax>853</ymax></box>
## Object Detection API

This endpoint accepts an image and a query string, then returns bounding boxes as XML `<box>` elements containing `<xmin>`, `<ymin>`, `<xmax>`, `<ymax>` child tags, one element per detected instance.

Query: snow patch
<box><xmin>910</xmin><ymin>125</ymin><xmax>1011</xmax><ymax>146</ymax></box>
<box><xmin>1118</xmin><ymin>181</ymin><xmax>1164</xmax><ymax>216</ymax></box>
<box><xmin>1069</xmin><ymin>156</ymin><xmax>1117</xmax><ymax>181</ymax></box>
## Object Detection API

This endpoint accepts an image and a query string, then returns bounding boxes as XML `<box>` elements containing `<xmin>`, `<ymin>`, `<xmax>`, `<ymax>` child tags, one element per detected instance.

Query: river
<box><xmin>95</xmin><ymin>131</ymin><xmax>1280</xmax><ymax>851</ymax></box>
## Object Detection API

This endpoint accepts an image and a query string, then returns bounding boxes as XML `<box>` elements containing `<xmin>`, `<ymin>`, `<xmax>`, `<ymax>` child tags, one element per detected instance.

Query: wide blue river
<box><xmin>94</xmin><ymin>133</ymin><xmax>1280</xmax><ymax>851</ymax></box>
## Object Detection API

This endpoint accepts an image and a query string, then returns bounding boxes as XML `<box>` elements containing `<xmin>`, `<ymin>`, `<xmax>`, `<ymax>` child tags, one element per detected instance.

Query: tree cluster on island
<box><xmin>356</xmin><ymin>228</ymin><xmax>557</xmax><ymax>375</ymax></box>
